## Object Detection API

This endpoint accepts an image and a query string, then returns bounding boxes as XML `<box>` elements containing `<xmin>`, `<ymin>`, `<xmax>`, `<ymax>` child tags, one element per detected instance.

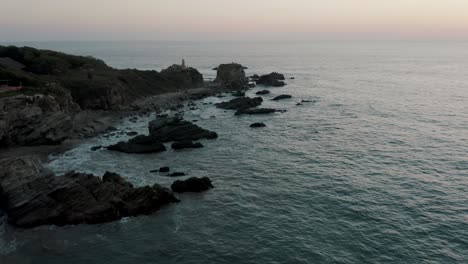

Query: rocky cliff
<box><xmin>0</xmin><ymin>45</ymin><xmax>205</xmax><ymax>147</ymax></box>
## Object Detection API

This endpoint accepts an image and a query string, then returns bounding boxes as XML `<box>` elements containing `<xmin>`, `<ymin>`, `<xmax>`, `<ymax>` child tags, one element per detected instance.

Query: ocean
<box><xmin>1</xmin><ymin>41</ymin><xmax>467</xmax><ymax>263</ymax></box>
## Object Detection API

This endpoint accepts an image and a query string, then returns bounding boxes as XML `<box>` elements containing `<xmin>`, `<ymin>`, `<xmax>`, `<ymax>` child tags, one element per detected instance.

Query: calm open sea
<box><xmin>1</xmin><ymin>41</ymin><xmax>467</xmax><ymax>263</ymax></box>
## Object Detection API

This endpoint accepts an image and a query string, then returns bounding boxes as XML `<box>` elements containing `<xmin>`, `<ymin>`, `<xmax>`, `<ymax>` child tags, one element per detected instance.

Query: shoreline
<box><xmin>0</xmin><ymin>87</ymin><xmax>223</xmax><ymax>163</ymax></box>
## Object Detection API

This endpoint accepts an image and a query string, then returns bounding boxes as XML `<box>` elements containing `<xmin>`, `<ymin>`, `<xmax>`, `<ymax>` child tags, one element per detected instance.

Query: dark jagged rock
<box><xmin>272</xmin><ymin>94</ymin><xmax>292</xmax><ymax>101</ymax></box>
<box><xmin>159</xmin><ymin>167</ymin><xmax>170</xmax><ymax>173</ymax></box>
<box><xmin>107</xmin><ymin>118</ymin><xmax>217</xmax><ymax>154</ymax></box>
<box><xmin>169</xmin><ymin>172</ymin><xmax>186</xmax><ymax>177</ymax></box>
<box><xmin>235</xmin><ymin>108</ymin><xmax>282</xmax><ymax>115</ymax></box>
<box><xmin>149</xmin><ymin>117</ymin><xmax>218</xmax><ymax>142</ymax></box>
<box><xmin>256</xmin><ymin>90</ymin><xmax>271</xmax><ymax>95</ymax></box>
<box><xmin>171</xmin><ymin>177</ymin><xmax>214</xmax><ymax>193</ymax></box>
<box><xmin>215</xmin><ymin>97</ymin><xmax>263</xmax><ymax>110</ymax></box>
<box><xmin>106</xmin><ymin>137</ymin><xmax>167</xmax><ymax>154</ymax></box>
<box><xmin>0</xmin><ymin>156</ymin><xmax>179</xmax><ymax>228</ymax></box>
<box><xmin>90</xmin><ymin>145</ymin><xmax>102</xmax><ymax>151</ymax></box>
<box><xmin>256</xmin><ymin>72</ymin><xmax>286</xmax><ymax>87</ymax></box>
<box><xmin>214</xmin><ymin>63</ymin><xmax>249</xmax><ymax>90</ymax></box>
<box><xmin>171</xmin><ymin>141</ymin><xmax>203</xmax><ymax>150</ymax></box>
<box><xmin>250</xmin><ymin>122</ymin><xmax>266</xmax><ymax>128</ymax></box>
<box><xmin>231</xmin><ymin>91</ymin><xmax>246</xmax><ymax>97</ymax></box>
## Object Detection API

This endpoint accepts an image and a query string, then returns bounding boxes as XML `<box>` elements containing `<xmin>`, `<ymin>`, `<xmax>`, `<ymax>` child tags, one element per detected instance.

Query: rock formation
<box><xmin>107</xmin><ymin>117</ymin><xmax>217</xmax><ymax>154</ymax></box>
<box><xmin>171</xmin><ymin>177</ymin><xmax>214</xmax><ymax>193</ymax></box>
<box><xmin>256</xmin><ymin>72</ymin><xmax>286</xmax><ymax>87</ymax></box>
<box><xmin>256</xmin><ymin>90</ymin><xmax>271</xmax><ymax>95</ymax></box>
<box><xmin>250</xmin><ymin>122</ymin><xmax>266</xmax><ymax>128</ymax></box>
<box><xmin>0</xmin><ymin>156</ymin><xmax>179</xmax><ymax>228</ymax></box>
<box><xmin>272</xmin><ymin>94</ymin><xmax>292</xmax><ymax>101</ymax></box>
<box><xmin>235</xmin><ymin>108</ymin><xmax>281</xmax><ymax>115</ymax></box>
<box><xmin>215</xmin><ymin>97</ymin><xmax>263</xmax><ymax>111</ymax></box>
<box><xmin>214</xmin><ymin>63</ymin><xmax>249</xmax><ymax>90</ymax></box>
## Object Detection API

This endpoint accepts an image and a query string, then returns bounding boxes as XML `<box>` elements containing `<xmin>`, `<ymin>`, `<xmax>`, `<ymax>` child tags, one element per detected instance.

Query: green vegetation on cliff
<box><xmin>0</xmin><ymin>46</ymin><xmax>204</xmax><ymax>109</ymax></box>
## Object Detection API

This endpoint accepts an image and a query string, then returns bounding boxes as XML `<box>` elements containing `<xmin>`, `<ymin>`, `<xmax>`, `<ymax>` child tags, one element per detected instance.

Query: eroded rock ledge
<box><xmin>0</xmin><ymin>156</ymin><xmax>179</xmax><ymax>228</ymax></box>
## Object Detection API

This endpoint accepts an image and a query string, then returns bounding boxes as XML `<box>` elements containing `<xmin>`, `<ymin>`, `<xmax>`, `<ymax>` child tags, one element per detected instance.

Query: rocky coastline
<box><xmin>0</xmin><ymin>46</ymin><xmax>294</xmax><ymax>228</ymax></box>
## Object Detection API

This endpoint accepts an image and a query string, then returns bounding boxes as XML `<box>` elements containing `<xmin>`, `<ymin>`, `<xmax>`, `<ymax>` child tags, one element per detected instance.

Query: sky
<box><xmin>1</xmin><ymin>0</ymin><xmax>468</xmax><ymax>41</ymax></box>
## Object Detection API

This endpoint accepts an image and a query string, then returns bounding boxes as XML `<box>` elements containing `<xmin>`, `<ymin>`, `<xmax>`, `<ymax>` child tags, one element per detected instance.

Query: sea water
<box><xmin>0</xmin><ymin>41</ymin><xmax>467</xmax><ymax>263</ymax></box>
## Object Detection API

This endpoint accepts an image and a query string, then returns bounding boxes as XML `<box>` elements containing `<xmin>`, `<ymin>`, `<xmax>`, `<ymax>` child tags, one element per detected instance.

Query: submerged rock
<box><xmin>0</xmin><ymin>156</ymin><xmax>179</xmax><ymax>228</ymax></box>
<box><xmin>169</xmin><ymin>172</ymin><xmax>186</xmax><ymax>177</ymax></box>
<box><xmin>231</xmin><ymin>91</ymin><xmax>246</xmax><ymax>97</ymax></box>
<box><xmin>235</xmin><ymin>108</ymin><xmax>281</xmax><ymax>115</ymax></box>
<box><xmin>256</xmin><ymin>90</ymin><xmax>271</xmax><ymax>95</ymax></box>
<box><xmin>256</xmin><ymin>72</ymin><xmax>286</xmax><ymax>87</ymax></box>
<box><xmin>272</xmin><ymin>94</ymin><xmax>292</xmax><ymax>101</ymax></box>
<box><xmin>90</xmin><ymin>145</ymin><xmax>102</xmax><ymax>151</ymax></box>
<box><xmin>250</xmin><ymin>122</ymin><xmax>266</xmax><ymax>128</ymax></box>
<box><xmin>159</xmin><ymin>167</ymin><xmax>170</xmax><ymax>173</ymax></box>
<box><xmin>171</xmin><ymin>177</ymin><xmax>214</xmax><ymax>193</ymax></box>
<box><xmin>171</xmin><ymin>141</ymin><xmax>203</xmax><ymax>150</ymax></box>
<box><xmin>215</xmin><ymin>97</ymin><xmax>263</xmax><ymax>111</ymax></box>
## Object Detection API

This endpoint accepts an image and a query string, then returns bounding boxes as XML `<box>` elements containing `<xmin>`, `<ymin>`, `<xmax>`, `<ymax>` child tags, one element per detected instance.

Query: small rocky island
<box><xmin>0</xmin><ymin>46</ymin><xmax>291</xmax><ymax>228</ymax></box>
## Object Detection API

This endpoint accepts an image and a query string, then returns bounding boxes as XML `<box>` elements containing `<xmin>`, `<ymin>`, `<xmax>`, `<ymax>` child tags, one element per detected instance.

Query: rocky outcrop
<box><xmin>256</xmin><ymin>90</ymin><xmax>270</xmax><ymax>95</ymax></box>
<box><xmin>171</xmin><ymin>141</ymin><xmax>203</xmax><ymax>150</ymax></box>
<box><xmin>171</xmin><ymin>177</ymin><xmax>214</xmax><ymax>193</ymax></box>
<box><xmin>148</xmin><ymin>117</ymin><xmax>218</xmax><ymax>142</ymax></box>
<box><xmin>106</xmin><ymin>137</ymin><xmax>167</xmax><ymax>154</ymax></box>
<box><xmin>214</xmin><ymin>63</ymin><xmax>249</xmax><ymax>90</ymax></box>
<box><xmin>272</xmin><ymin>94</ymin><xmax>292</xmax><ymax>101</ymax></box>
<box><xmin>0</xmin><ymin>156</ymin><xmax>178</xmax><ymax>228</ymax></box>
<box><xmin>256</xmin><ymin>72</ymin><xmax>286</xmax><ymax>87</ymax></box>
<box><xmin>235</xmin><ymin>108</ymin><xmax>282</xmax><ymax>115</ymax></box>
<box><xmin>215</xmin><ymin>97</ymin><xmax>263</xmax><ymax>111</ymax></box>
<box><xmin>107</xmin><ymin>117</ymin><xmax>217</xmax><ymax>154</ymax></box>
<box><xmin>159</xmin><ymin>167</ymin><xmax>170</xmax><ymax>173</ymax></box>
<box><xmin>250</xmin><ymin>122</ymin><xmax>266</xmax><ymax>128</ymax></box>
<box><xmin>0</xmin><ymin>91</ymin><xmax>79</xmax><ymax>147</ymax></box>
<box><xmin>160</xmin><ymin>64</ymin><xmax>204</xmax><ymax>89</ymax></box>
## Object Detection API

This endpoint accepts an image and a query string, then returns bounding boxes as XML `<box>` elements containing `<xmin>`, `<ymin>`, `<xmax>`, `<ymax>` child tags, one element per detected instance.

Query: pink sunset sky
<box><xmin>1</xmin><ymin>0</ymin><xmax>468</xmax><ymax>41</ymax></box>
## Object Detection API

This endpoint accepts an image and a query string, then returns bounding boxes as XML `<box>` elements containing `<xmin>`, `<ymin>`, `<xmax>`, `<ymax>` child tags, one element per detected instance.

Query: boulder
<box><xmin>214</xmin><ymin>63</ymin><xmax>249</xmax><ymax>90</ymax></box>
<box><xmin>215</xmin><ymin>97</ymin><xmax>263</xmax><ymax>111</ymax></box>
<box><xmin>0</xmin><ymin>156</ymin><xmax>178</xmax><ymax>228</ymax></box>
<box><xmin>171</xmin><ymin>177</ymin><xmax>214</xmax><ymax>193</ymax></box>
<box><xmin>256</xmin><ymin>72</ymin><xmax>286</xmax><ymax>87</ymax></box>
<box><xmin>235</xmin><ymin>108</ymin><xmax>281</xmax><ymax>115</ymax></box>
<box><xmin>171</xmin><ymin>141</ymin><xmax>203</xmax><ymax>150</ymax></box>
<box><xmin>159</xmin><ymin>167</ymin><xmax>170</xmax><ymax>172</ymax></box>
<box><xmin>256</xmin><ymin>90</ymin><xmax>270</xmax><ymax>95</ymax></box>
<box><xmin>250</xmin><ymin>122</ymin><xmax>266</xmax><ymax>128</ymax></box>
<box><xmin>169</xmin><ymin>172</ymin><xmax>186</xmax><ymax>177</ymax></box>
<box><xmin>272</xmin><ymin>94</ymin><xmax>292</xmax><ymax>101</ymax></box>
